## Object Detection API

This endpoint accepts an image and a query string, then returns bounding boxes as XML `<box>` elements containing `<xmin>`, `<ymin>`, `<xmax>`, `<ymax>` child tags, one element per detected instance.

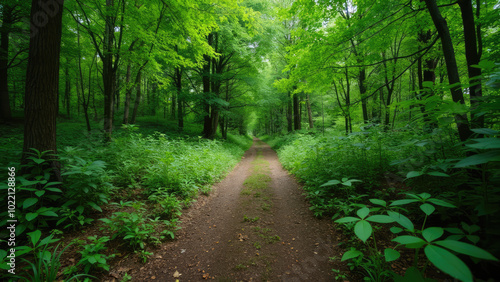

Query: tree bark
<box><xmin>359</xmin><ymin>68</ymin><xmax>369</xmax><ymax>123</ymax></box>
<box><xmin>286</xmin><ymin>93</ymin><xmax>293</xmax><ymax>132</ymax></box>
<box><xmin>0</xmin><ymin>4</ymin><xmax>13</xmax><ymax>120</ymax></box>
<box><xmin>293</xmin><ymin>93</ymin><xmax>301</xmax><ymax>130</ymax></box>
<box><xmin>458</xmin><ymin>0</ymin><xmax>483</xmax><ymax>129</ymax></box>
<box><xmin>306</xmin><ymin>94</ymin><xmax>314</xmax><ymax>129</ymax></box>
<box><xmin>424</xmin><ymin>0</ymin><xmax>472</xmax><ymax>142</ymax></box>
<box><xmin>102</xmin><ymin>0</ymin><xmax>116</xmax><ymax>140</ymax></box>
<box><xmin>22</xmin><ymin>0</ymin><xmax>64</xmax><ymax>181</ymax></box>
<box><xmin>130</xmin><ymin>70</ymin><xmax>142</xmax><ymax>124</ymax></box>
<box><xmin>123</xmin><ymin>64</ymin><xmax>132</xmax><ymax>124</ymax></box>
<box><xmin>175</xmin><ymin>67</ymin><xmax>183</xmax><ymax>130</ymax></box>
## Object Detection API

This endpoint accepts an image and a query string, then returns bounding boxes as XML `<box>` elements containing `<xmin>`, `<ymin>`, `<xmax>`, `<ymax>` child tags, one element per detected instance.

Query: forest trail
<box><xmin>134</xmin><ymin>139</ymin><xmax>338</xmax><ymax>281</ymax></box>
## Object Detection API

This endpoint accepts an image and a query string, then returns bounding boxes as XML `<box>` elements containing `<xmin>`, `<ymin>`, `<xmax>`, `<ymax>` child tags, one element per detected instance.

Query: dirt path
<box><xmin>130</xmin><ymin>139</ymin><xmax>339</xmax><ymax>281</ymax></box>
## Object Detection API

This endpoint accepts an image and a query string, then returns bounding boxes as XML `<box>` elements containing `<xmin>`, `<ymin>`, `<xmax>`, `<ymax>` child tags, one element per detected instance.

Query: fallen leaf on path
<box><xmin>173</xmin><ymin>271</ymin><xmax>181</xmax><ymax>278</ymax></box>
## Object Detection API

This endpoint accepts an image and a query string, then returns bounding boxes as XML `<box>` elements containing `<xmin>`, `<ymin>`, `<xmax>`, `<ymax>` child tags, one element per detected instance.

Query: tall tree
<box><xmin>22</xmin><ymin>0</ymin><xmax>64</xmax><ymax>179</ymax></box>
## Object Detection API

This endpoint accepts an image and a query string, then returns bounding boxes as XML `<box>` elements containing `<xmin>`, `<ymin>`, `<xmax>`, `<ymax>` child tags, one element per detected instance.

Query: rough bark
<box><xmin>22</xmin><ymin>0</ymin><xmax>65</xmax><ymax>181</ymax></box>
<box><xmin>359</xmin><ymin>68</ymin><xmax>369</xmax><ymax>123</ymax></box>
<box><xmin>122</xmin><ymin>64</ymin><xmax>132</xmax><ymax>124</ymax></box>
<box><xmin>102</xmin><ymin>0</ymin><xmax>116</xmax><ymax>140</ymax></box>
<box><xmin>0</xmin><ymin>4</ymin><xmax>13</xmax><ymax>120</ymax></box>
<box><xmin>424</xmin><ymin>0</ymin><xmax>472</xmax><ymax>142</ymax></box>
<box><xmin>286</xmin><ymin>93</ymin><xmax>293</xmax><ymax>132</ymax></box>
<box><xmin>130</xmin><ymin>70</ymin><xmax>142</xmax><ymax>124</ymax></box>
<box><xmin>293</xmin><ymin>93</ymin><xmax>301</xmax><ymax>130</ymax></box>
<box><xmin>458</xmin><ymin>0</ymin><xmax>483</xmax><ymax>129</ymax></box>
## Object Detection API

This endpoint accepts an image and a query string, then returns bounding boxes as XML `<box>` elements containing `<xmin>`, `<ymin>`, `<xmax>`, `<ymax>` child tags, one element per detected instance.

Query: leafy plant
<box><xmin>76</xmin><ymin>236</ymin><xmax>115</xmax><ymax>273</ymax></box>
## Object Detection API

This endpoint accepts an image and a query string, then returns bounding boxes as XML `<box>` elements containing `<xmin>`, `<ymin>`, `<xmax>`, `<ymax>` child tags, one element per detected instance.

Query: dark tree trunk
<box><xmin>286</xmin><ymin>93</ymin><xmax>293</xmax><ymax>132</ymax></box>
<box><xmin>64</xmin><ymin>66</ymin><xmax>71</xmax><ymax>117</ymax></box>
<box><xmin>0</xmin><ymin>4</ymin><xmax>13</xmax><ymax>120</ymax></box>
<box><xmin>102</xmin><ymin>0</ymin><xmax>116</xmax><ymax>140</ymax></box>
<box><xmin>130</xmin><ymin>70</ymin><xmax>142</xmax><ymax>124</ymax></box>
<box><xmin>458</xmin><ymin>0</ymin><xmax>483</xmax><ymax>129</ymax></box>
<box><xmin>293</xmin><ymin>93</ymin><xmax>301</xmax><ymax>130</ymax></box>
<box><xmin>424</xmin><ymin>0</ymin><xmax>472</xmax><ymax>142</ymax></box>
<box><xmin>22</xmin><ymin>0</ymin><xmax>64</xmax><ymax>181</ymax></box>
<box><xmin>175</xmin><ymin>67</ymin><xmax>183</xmax><ymax>130</ymax></box>
<box><xmin>123</xmin><ymin>64</ymin><xmax>132</xmax><ymax>124</ymax></box>
<box><xmin>359</xmin><ymin>68</ymin><xmax>369</xmax><ymax>123</ymax></box>
<box><xmin>202</xmin><ymin>35</ymin><xmax>213</xmax><ymax>138</ymax></box>
<box><xmin>306</xmin><ymin>94</ymin><xmax>314</xmax><ymax>129</ymax></box>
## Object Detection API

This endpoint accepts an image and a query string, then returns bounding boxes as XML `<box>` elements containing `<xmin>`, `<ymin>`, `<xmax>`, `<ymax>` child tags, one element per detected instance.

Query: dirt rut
<box><xmin>131</xmin><ymin>139</ymin><xmax>338</xmax><ymax>281</ymax></box>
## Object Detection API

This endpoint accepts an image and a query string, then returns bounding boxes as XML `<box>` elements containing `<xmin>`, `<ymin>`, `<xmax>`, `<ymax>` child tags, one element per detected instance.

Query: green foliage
<box><xmin>76</xmin><ymin>236</ymin><xmax>114</xmax><ymax>274</ymax></box>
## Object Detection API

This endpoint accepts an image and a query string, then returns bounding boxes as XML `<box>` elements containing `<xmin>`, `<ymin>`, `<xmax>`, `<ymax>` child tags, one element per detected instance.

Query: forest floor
<box><xmin>106</xmin><ymin>138</ymin><xmax>341</xmax><ymax>281</ymax></box>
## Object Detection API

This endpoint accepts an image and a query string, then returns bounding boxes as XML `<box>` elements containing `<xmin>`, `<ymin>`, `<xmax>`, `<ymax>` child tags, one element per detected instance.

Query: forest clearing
<box><xmin>1</xmin><ymin>0</ymin><xmax>500</xmax><ymax>281</ymax></box>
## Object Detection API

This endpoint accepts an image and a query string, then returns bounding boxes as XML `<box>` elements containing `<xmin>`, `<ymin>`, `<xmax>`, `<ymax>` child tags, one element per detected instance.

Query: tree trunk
<box><xmin>202</xmin><ymin>35</ymin><xmax>213</xmax><ymax>138</ymax></box>
<box><xmin>358</xmin><ymin>68</ymin><xmax>369</xmax><ymax>123</ymax></box>
<box><xmin>306</xmin><ymin>94</ymin><xmax>314</xmax><ymax>129</ymax></box>
<box><xmin>293</xmin><ymin>93</ymin><xmax>301</xmax><ymax>130</ymax></box>
<box><xmin>22</xmin><ymin>0</ymin><xmax>64</xmax><ymax>181</ymax></box>
<box><xmin>64</xmin><ymin>66</ymin><xmax>71</xmax><ymax>117</ymax></box>
<box><xmin>103</xmin><ymin>0</ymin><xmax>115</xmax><ymax>140</ymax></box>
<box><xmin>0</xmin><ymin>4</ymin><xmax>13</xmax><ymax>120</ymax></box>
<box><xmin>424</xmin><ymin>0</ymin><xmax>472</xmax><ymax>142</ymax></box>
<box><xmin>286</xmin><ymin>93</ymin><xmax>293</xmax><ymax>132</ymax></box>
<box><xmin>458</xmin><ymin>0</ymin><xmax>483</xmax><ymax>129</ymax></box>
<box><xmin>175</xmin><ymin>67</ymin><xmax>183</xmax><ymax>130</ymax></box>
<box><xmin>123</xmin><ymin>64</ymin><xmax>132</xmax><ymax>124</ymax></box>
<box><xmin>130</xmin><ymin>70</ymin><xmax>142</xmax><ymax>124</ymax></box>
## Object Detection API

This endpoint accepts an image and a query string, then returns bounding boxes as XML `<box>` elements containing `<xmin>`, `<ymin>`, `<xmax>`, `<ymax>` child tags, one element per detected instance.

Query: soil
<box><xmin>103</xmin><ymin>138</ymin><xmax>342</xmax><ymax>281</ymax></box>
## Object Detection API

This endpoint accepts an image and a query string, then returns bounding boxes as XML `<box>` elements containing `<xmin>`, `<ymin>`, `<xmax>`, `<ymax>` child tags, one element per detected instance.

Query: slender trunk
<box><xmin>306</xmin><ymin>94</ymin><xmax>314</xmax><ymax>129</ymax></box>
<box><xmin>287</xmin><ymin>93</ymin><xmax>293</xmax><ymax>132</ymax></box>
<box><xmin>103</xmin><ymin>0</ymin><xmax>115</xmax><ymax>140</ymax></box>
<box><xmin>22</xmin><ymin>0</ymin><xmax>64</xmax><ymax>181</ymax></box>
<box><xmin>359</xmin><ymin>68</ymin><xmax>369</xmax><ymax>123</ymax></box>
<box><xmin>123</xmin><ymin>64</ymin><xmax>132</xmax><ymax>124</ymax></box>
<box><xmin>293</xmin><ymin>93</ymin><xmax>300</xmax><ymax>130</ymax></box>
<box><xmin>130</xmin><ymin>70</ymin><xmax>142</xmax><ymax>124</ymax></box>
<box><xmin>458</xmin><ymin>0</ymin><xmax>483</xmax><ymax>129</ymax></box>
<box><xmin>202</xmin><ymin>35</ymin><xmax>212</xmax><ymax>138</ymax></box>
<box><xmin>175</xmin><ymin>67</ymin><xmax>183</xmax><ymax>130</ymax></box>
<box><xmin>0</xmin><ymin>5</ymin><xmax>12</xmax><ymax>120</ymax></box>
<box><xmin>424</xmin><ymin>0</ymin><xmax>472</xmax><ymax>142</ymax></box>
<box><xmin>64</xmin><ymin>66</ymin><xmax>71</xmax><ymax>117</ymax></box>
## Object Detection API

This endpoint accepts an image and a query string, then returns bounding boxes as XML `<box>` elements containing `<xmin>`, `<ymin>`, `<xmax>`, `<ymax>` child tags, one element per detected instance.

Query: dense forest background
<box><xmin>1</xmin><ymin>0</ymin><xmax>499</xmax><ymax>281</ymax></box>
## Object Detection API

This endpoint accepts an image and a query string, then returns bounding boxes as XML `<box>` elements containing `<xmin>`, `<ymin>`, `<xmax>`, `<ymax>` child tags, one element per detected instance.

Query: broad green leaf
<box><xmin>427</xmin><ymin>198</ymin><xmax>456</xmax><ymax>208</ymax></box>
<box><xmin>406</xmin><ymin>171</ymin><xmax>423</xmax><ymax>178</ymax></box>
<box><xmin>444</xmin><ymin>227</ymin><xmax>463</xmax><ymax>234</ymax></box>
<box><xmin>466</xmin><ymin>138</ymin><xmax>500</xmax><ymax>149</ymax></box>
<box><xmin>45</xmin><ymin>187</ymin><xmax>63</xmax><ymax>193</ymax></box>
<box><xmin>427</xmin><ymin>171</ymin><xmax>450</xmax><ymax>177</ymax></box>
<box><xmin>335</xmin><ymin>217</ymin><xmax>360</xmax><ymax>223</ymax></box>
<box><xmin>356</xmin><ymin>207</ymin><xmax>370</xmax><ymax>219</ymax></box>
<box><xmin>39</xmin><ymin>210</ymin><xmax>58</xmax><ymax>217</ymax></box>
<box><xmin>390</xmin><ymin>199</ymin><xmax>419</xmax><ymax>206</ymax></box>
<box><xmin>88</xmin><ymin>202</ymin><xmax>102</xmax><ymax>212</ymax></box>
<box><xmin>28</xmin><ymin>230</ymin><xmax>42</xmax><ymax>245</ymax></box>
<box><xmin>366</xmin><ymin>215</ymin><xmax>396</xmax><ymax>223</ymax></box>
<box><xmin>422</xmin><ymin>227</ymin><xmax>444</xmax><ymax>242</ymax></box>
<box><xmin>424</xmin><ymin>245</ymin><xmax>473</xmax><ymax>282</ymax></box>
<box><xmin>88</xmin><ymin>255</ymin><xmax>97</xmax><ymax>264</ymax></box>
<box><xmin>471</xmin><ymin>128</ymin><xmax>499</xmax><ymax>135</ymax></box>
<box><xmin>390</xmin><ymin>227</ymin><xmax>404</xmax><ymax>234</ymax></box>
<box><xmin>392</xmin><ymin>236</ymin><xmax>426</xmax><ymax>248</ymax></box>
<box><xmin>25</xmin><ymin>213</ymin><xmax>38</xmax><ymax>221</ymax></box>
<box><xmin>35</xmin><ymin>190</ymin><xmax>45</xmax><ymax>197</ymax></box>
<box><xmin>320</xmin><ymin>180</ymin><xmax>340</xmax><ymax>187</ymax></box>
<box><xmin>387</xmin><ymin>211</ymin><xmax>415</xmax><ymax>231</ymax></box>
<box><xmin>342</xmin><ymin>179</ymin><xmax>362</xmax><ymax>186</ymax></box>
<box><xmin>420</xmin><ymin>203</ymin><xmax>435</xmax><ymax>216</ymax></box>
<box><xmin>369</xmin><ymin>199</ymin><xmax>386</xmax><ymax>207</ymax></box>
<box><xmin>454</xmin><ymin>151</ymin><xmax>500</xmax><ymax>168</ymax></box>
<box><xmin>418</xmin><ymin>193</ymin><xmax>431</xmax><ymax>200</ymax></box>
<box><xmin>354</xmin><ymin>220</ymin><xmax>372</xmax><ymax>243</ymax></box>
<box><xmin>23</xmin><ymin>198</ymin><xmax>38</xmax><ymax>209</ymax></box>
<box><xmin>393</xmin><ymin>266</ymin><xmax>438</xmax><ymax>282</ymax></box>
<box><xmin>384</xmin><ymin>248</ymin><xmax>400</xmax><ymax>262</ymax></box>
<box><xmin>341</xmin><ymin>249</ymin><xmax>363</xmax><ymax>261</ymax></box>
<box><xmin>434</xmin><ymin>240</ymin><xmax>499</xmax><ymax>261</ymax></box>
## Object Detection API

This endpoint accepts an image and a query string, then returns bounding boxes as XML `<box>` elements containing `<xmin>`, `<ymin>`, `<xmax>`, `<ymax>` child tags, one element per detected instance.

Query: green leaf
<box><xmin>424</xmin><ymin>245</ymin><xmax>473</xmax><ymax>282</ymax></box>
<box><xmin>387</xmin><ymin>211</ymin><xmax>415</xmax><ymax>231</ymax></box>
<box><xmin>320</xmin><ymin>180</ymin><xmax>340</xmax><ymax>187</ymax></box>
<box><xmin>392</xmin><ymin>236</ymin><xmax>426</xmax><ymax>248</ymax></box>
<box><xmin>25</xmin><ymin>213</ymin><xmax>39</xmax><ymax>221</ymax></box>
<box><xmin>418</xmin><ymin>193</ymin><xmax>431</xmax><ymax>200</ymax></box>
<box><xmin>427</xmin><ymin>198</ymin><xmax>456</xmax><ymax>208</ymax></box>
<box><xmin>434</xmin><ymin>240</ymin><xmax>499</xmax><ymax>261</ymax></box>
<box><xmin>88</xmin><ymin>255</ymin><xmax>97</xmax><ymax>264</ymax></box>
<box><xmin>366</xmin><ymin>215</ymin><xmax>396</xmax><ymax>223</ymax></box>
<box><xmin>356</xmin><ymin>207</ymin><xmax>370</xmax><ymax>219</ymax></box>
<box><xmin>23</xmin><ymin>198</ymin><xmax>39</xmax><ymax>209</ymax></box>
<box><xmin>45</xmin><ymin>187</ymin><xmax>63</xmax><ymax>193</ymax></box>
<box><xmin>88</xmin><ymin>202</ymin><xmax>102</xmax><ymax>212</ymax></box>
<box><xmin>28</xmin><ymin>230</ymin><xmax>42</xmax><ymax>245</ymax></box>
<box><xmin>445</xmin><ymin>227</ymin><xmax>463</xmax><ymax>234</ymax></box>
<box><xmin>39</xmin><ymin>210</ymin><xmax>58</xmax><ymax>217</ymax></box>
<box><xmin>427</xmin><ymin>171</ymin><xmax>450</xmax><ymax>177</ymax></box>
<box><xmin>454</xmin><ymin>151</ymin><xmax>500</xmax><ymax>168</ymax></box>
<box><xmin>466</xmin><ymin>138</ymin><xmax>500</xmax><ymax>149</ymax></box>
<box><xmin>422</xmin><ymin>227</ymin><xmax>444</xmax><ymax>242</ymax></box>
<box><xmin>393</xmin><ymin>266</ymin><xmax>437</xmax><ymax>282</ymax></box>
<box><xmin>384</xmin><ymin>248</ymin><xmax>400</xmax><ymax>262</ymax></box>
<box><xmin>35</xmin><ymin>190</ymin><xmax>45</xmax><ymax>197</ymax></box>
<box><xmin>369</xmin><ymin>199</ymin><xmax>386</xmax><ymax>207</ymax></box>
<box><xmin>335</xmin><ymin>217</ymin><xmax>360</xmax><ymax>223</ymax></box>
<box><xmin>406</xmin><ymin>171</ymin><xmax>423</xmax><ymax>178</ymax></box>
<box><xmin>341</xmin><ymin>249</ymin><xmax>363</xmax><ymax>261</ymax></box>
<box><xmin>390</xmin><ymin>227</ymin><xmax>404</xmax><ymax>234</ymax></box>
<box><xmin>342</xmin><ymin>179</ymin><xmax>362</xmax><ymax>186</ymax></box>
<box><xmin>390</xmin><ymin>199</ymin><xmax>419</xmax><ymax>206</ymax></box>
<box><xmin>471</xmin><ymin>128</ymin><xmax>499</xmax><ymax>135</ymax></box>
<box><xmin>420</xmin><ymin>203</ymin><xmax>435</xmax><ymax>216</ymax></box>
<box><xmin>354</xmin><ymin>220</ymin><xmax>372</xmax><ymax>243</ymax></box>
